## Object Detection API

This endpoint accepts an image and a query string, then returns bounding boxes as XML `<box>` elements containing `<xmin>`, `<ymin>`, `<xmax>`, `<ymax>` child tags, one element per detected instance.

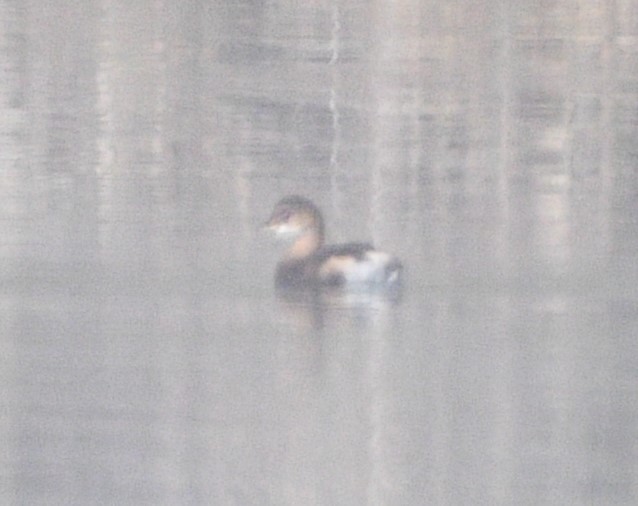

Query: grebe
<box><xmin>265</xmin><ymin>195</ymin><xmax>402</xmax><ymax>289</ymax></box>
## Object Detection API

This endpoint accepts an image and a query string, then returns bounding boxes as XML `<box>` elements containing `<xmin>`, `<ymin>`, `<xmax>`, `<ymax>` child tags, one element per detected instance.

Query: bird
<box><xmin>265</xmin><ymin>195</ymin><xmax>402</xmax><ymax>289</ymax></box>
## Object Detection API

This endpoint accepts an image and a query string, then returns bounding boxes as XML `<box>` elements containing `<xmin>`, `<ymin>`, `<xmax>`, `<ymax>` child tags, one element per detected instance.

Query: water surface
<box><xmin>0</xmin><ymin>1</ymin><xmax>637</xmax><ymax>504</ymax></box>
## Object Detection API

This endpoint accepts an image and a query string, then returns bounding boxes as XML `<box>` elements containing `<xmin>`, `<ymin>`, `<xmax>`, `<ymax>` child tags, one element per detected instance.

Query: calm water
<box><xmin>1</xmin><ymin>1</ymin><xmax>637</xmax><ymax>505</ymax></box>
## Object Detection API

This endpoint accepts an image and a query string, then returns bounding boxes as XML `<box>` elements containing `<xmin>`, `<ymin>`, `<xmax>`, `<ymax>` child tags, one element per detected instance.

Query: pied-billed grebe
<box><xmin>265</xmin><ymin>195</ymin><xmax>402</xmax><ymax>288</ymax></box>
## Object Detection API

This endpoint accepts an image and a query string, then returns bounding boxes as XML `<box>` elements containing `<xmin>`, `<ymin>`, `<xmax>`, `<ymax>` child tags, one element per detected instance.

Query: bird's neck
<box><xmin>286</xmin><ymin>229</ymin><xmax>323</xmax><ymax>259</ymax></box>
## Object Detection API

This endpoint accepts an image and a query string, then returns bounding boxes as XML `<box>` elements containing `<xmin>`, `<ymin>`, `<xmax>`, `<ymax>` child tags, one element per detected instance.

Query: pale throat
<box><xmin>286</xmin><ymin>230</ymin><xmax>323</xmax><ymax>259</ymax></box>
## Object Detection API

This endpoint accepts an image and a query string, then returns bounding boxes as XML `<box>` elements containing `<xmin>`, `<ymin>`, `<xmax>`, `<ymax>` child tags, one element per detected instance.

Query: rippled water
<box><xmin>1</xmin><ymin>1</ymin><xmax>637</xmax><ymax>504</ymax></box>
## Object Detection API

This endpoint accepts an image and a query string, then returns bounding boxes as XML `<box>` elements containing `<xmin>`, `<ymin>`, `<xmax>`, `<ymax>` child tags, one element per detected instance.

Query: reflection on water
<box><xmin>274</xmin><ymin>283</ymin><xmax>402</xmax><ymax>334</ymax></box>
<box><xmin>1</xmin><ymin>0</ymin><xmax>637</xmax><ymax>504</ymax></box>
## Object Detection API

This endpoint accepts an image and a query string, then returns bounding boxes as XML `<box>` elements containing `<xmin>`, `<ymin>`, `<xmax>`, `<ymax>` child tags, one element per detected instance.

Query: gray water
<box><xmin>1</xmin><ymin>1</ymin><xmax>637</xmax><ymax>505</ymax></box>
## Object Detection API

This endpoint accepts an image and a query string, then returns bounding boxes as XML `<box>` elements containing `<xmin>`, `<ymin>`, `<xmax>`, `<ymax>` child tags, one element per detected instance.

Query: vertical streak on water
<box><xmin>0</xmin><ymin>2</ymin><xmax>23</xmax><ymax>166</ymax></box>
<box><xmin>490</xmin><ymin>295</ymin><xmax>515</xmax><ymax>504</ymax></box>
<box><xmin>367</xmin><ymin>4</ymin><xmax>425</xmax><ymax>500</ymax></box>
<box><xmin>328</xmin><ymin>2</ymin><xmax>342</xmax><ymax>216</ymax></box>
<box><xmin>150</xmin><ymin>2</ymin><xmax>184</xmax><ymax>500</ymax></box>
<box><xmin>0</xmin><ymin>3</ymin><xmax>21</xmax><ymax>497</ymax></box>
<box><xmin>367</xmin><ymin>5</ymin><xmax>390</xmax><ymax>504</ymax></box>
<box><xmin>366</xmin><ymin>306</ymin><xmax>389</xmax><ymax>506</ymax></box>
<box><xmin>0</xmin><ymin>0</ymin><xmax>24</xmax><ymax>264</ymax></box>
<box><xmin>496</xmin><ymin>0</ymin><xmax>513</xmax><ymax>275</ymax></box>
<box><xmin>599</xmin><ymin>1</ymin><xmax>616</xmax><ymax>256</ymax></box>
<box><xmin>95</xmin><ymin>0</ymin><xmax>113</xmax><ymax>168</ymax></box>
<box><xmin>0</xmin><ymin>296</ymin><xmax>16</xmax><ymax>504</ymax></box>
<box><xmin>430</xmin><ymin>301</ymin><xmax>452</xmax><ymax>505</ymax></box>
<box><xmin>492</xmin><ymin>5</ymin><xmax>515</xmax><ymax>498</ymax></box>
<box><xmin>95</xmin><ymin>0</ymin><xmax>116</xmax><ymax>255</ymax></box>
<box><xmin>152</xmin><ymin>0</ymin><xmax>166</xmax><ymax>174</ymax></box>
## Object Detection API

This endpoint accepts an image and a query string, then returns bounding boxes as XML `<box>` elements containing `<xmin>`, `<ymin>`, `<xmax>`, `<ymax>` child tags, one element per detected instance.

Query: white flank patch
<box><xmin>342</xmin><ymin>251</ymin><xmax>394</xmax><ymax>284</ymax></box>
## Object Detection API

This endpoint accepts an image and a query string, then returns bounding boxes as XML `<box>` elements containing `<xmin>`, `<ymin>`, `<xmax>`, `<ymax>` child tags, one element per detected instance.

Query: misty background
<box><xmin>0</xmin><ymin>1</ymin><xmax>637</xmax><ymax>504</ymax></box>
